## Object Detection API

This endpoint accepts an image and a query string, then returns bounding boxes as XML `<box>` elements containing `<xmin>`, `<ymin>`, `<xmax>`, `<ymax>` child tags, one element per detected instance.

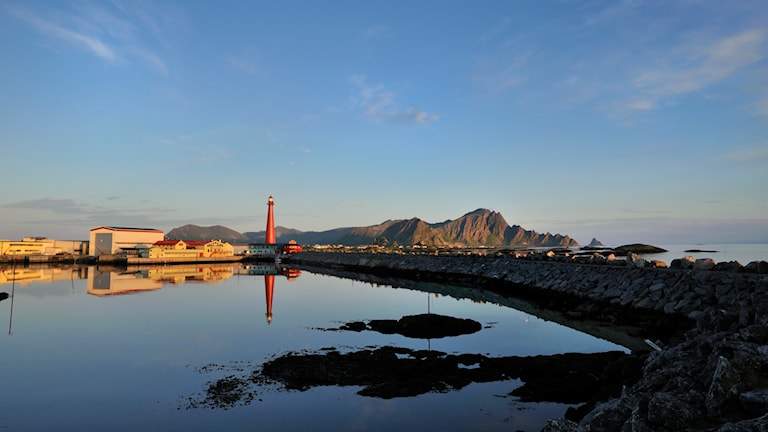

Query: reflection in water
<box><xmin>0</xmin><ymin>266</ymin><xmax>87</xmax><ymax>285</ymax></box>
<box><xmin>266</xmin><ymin>274</ymin><xmax>274</xmax><ymax>324</ymax></box>
<box><xmin>85</xmin><ymin>264</ymin><xmax>300</xmax><ymax>298</ymax></box>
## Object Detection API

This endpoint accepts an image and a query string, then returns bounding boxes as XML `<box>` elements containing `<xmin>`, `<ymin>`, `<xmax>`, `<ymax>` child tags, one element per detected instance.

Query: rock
<box><xmin>671</xmin><ymin>256</ymin><xmax>696</xmax><ymax>269</ymax></box>
<box><xmin>650</xmin><ymin>260</ymin><xmax>668</xmax><ymax>268</ymax></box>
<box><xmin>647</xmin><ymin>392</ymin><xmax>696</xmax><ymax>430</ymax></box>
<box><xmin>713</xmin><ymin>261</ymin><xmax>743</xmax><ymax>272</ymax></box>
<box><xmin>739</xmin><ymin>389</ymin><xmax>768</xmax><ymax>417</ymax></box>
<box><xmin>706</xmin><ymin>356</ymin><xmax>741</xmax><ymax>418</ymax></box>
<box><xmin>626</xmin><ymin>253</ymin><xmax>647</xmax><ymax>268</ymax></box>
<box><xmin>713</xmin><ymin>413</ymin><xmax>768</xmax><ymax>431</ymax></box>
<box><xmin>614</xmin><ymin>244</ymin><xmax>668</xmax><ymax>254</ymax></box>
<box><xmin>541</xmin><ymin>418</ymin><xmax>579</xmax><ymax>432</ymax></box>
<box><xmin>695</xmin><ymin>258</ymin><xmax>717</xmax><ymax>270</ymax></box>
<box><xmin>744</xmin><ymin>260</ymin><xmax>768</xmax><ymax>274</ymax></box>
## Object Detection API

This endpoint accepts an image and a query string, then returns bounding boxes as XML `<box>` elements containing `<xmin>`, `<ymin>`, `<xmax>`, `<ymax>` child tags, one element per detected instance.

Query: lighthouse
<box><xmin>266</xmin><ymin>195</ymin><xmax>276</xmax><ymax>244</ymax></box>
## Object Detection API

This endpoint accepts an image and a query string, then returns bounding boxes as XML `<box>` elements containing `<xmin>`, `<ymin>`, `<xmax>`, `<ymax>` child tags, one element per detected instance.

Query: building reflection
<box><xmin>0</xmin><ymin>266</ymin><xmax>87</xmax><ymax>285</ymax></box>
<box><xmin>146</xmin><ymin>266</ymin><xmax>234</xmax><ymax>284</ymax></box>
<box><xmin>88</xmin><ymin>269</ymin><xmax>162</xmax><ymax>296</ymax></box>
<box><xmin>84</xmin><ymin>263</ymin><xmax>300</xmax><ymax>327</ymax></box>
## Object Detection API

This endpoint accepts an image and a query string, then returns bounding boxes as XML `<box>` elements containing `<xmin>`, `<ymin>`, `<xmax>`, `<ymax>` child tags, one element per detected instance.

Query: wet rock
<box><xmin>188</xmin><ymin>347</ymin><xmax>639</xmax><ymax>407</ymax></box>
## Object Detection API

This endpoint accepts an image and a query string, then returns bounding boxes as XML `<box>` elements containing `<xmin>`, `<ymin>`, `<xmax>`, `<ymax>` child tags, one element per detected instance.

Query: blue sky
<box><xmin>1</xmin><ymin>0</ymin><xmax>767</xmax><ymax>246</ymax></box>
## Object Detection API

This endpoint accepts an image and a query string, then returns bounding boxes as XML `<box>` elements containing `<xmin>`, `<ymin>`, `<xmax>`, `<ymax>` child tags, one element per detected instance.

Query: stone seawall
<box><xmin>285</xmin><ymin>251</ymin><xmax>766</xmax><ymax>324</ymax></box>
<box><xmin>284</xmin><ymin>251</ymin><xmax>768</xmax><ymax>431</ymax></box>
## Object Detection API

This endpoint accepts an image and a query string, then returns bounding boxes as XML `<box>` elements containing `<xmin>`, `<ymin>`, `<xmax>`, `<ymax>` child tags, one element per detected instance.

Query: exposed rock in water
<box><xmin>588</xmin><ymin>238</ymin><xmax>604</xmax><ymax>247</ymax></box>
<box><xmin>332</xmin><ymin>313</ymin><xmax>482</xmax><ymax>339</ymax></box>
<box><xmin>614</xmin><ymin>243</ymin><xmax>667</xmax><ymax>254</ymax></box>
<box><xmin>188</xmin><ymin>346</ymin><xmax>641</xmax><ymax>407</ymax></box>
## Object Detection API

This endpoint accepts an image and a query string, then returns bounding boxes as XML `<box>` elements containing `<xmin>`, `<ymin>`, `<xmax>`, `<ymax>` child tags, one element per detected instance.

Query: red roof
<box><xmin>185</xmin><ymin>240</ymin><xmax>209</xmax><ymax>246</ymax></box>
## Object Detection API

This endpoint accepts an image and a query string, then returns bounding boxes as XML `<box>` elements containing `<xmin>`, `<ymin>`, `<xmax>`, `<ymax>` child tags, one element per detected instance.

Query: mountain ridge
<box><xmin>167</xmin><ymin>209</ymin><xmax>578</xmax><ymax>248</ymax></box>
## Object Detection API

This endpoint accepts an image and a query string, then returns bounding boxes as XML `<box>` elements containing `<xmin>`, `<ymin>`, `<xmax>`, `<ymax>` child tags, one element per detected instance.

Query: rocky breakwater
<box><xmin>284</xmin><ymin>251</ymin><xmax>768</xmax><ymax>431</ymax></box>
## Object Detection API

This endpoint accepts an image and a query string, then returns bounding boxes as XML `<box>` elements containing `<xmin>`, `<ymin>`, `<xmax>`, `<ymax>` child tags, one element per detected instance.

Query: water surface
<box><xmin>0</xmin><ymin>264</ymin><xmax>628</xmax><ymax>431</ymax></box>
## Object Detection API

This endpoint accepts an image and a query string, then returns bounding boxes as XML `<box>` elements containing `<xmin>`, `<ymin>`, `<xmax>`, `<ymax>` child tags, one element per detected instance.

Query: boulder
<box><xmin>713</xmin><ymin>261</ymin><xmax>743</xmax><ymax>272</ymax></box>
<box><xmin>744</xmin><ymin>260</ymin><xmax>768</xmax><ymax>274</ymax></box>
<box><xmin>695</xmin><ymin>258</ymin><xmax>717</xmax><ymax>271</ymax></box>
<box><xmin>670</xmin><ymin>256</ymin><xmax>695</xmax><ymax>269</ymax></box>
<box><xmin>626</xmin><ymin>253</ymin><xmax>647</xmax><ymax>268</ymax></box>
<box><xmin>647</xmin><ymin>392</ymin><xmax>696</xmax><ymax>430</ymax></box>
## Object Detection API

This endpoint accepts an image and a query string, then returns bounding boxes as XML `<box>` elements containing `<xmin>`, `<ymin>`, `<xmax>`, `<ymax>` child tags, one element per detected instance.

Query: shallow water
<box><xmin>0</xmin><ymin>264</ymin><xmax>628</xmax><ymax>432</ymax></box>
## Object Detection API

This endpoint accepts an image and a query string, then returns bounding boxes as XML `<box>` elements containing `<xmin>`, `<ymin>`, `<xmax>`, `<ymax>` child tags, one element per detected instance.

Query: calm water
<box><xmin>0</xmin><ymin>263</ymin><xmax>629</xmax><ymax>432</ymax></box>
<box><xmin>636</xmin><ymin>243</ymin><xmax>768</xmax><ymax>265</ymax></box>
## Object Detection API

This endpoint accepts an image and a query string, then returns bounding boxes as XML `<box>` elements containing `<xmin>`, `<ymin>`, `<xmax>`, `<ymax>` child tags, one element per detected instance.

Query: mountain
<box><xmin>166</xmin><ymin>224</ymin><xmax>250</xmax><ymax>243</ymax></box>
<box><xmin>238</xmin><ymin>208</ymin><xmax>577</xmax><ymax>248</ymax></box>
<box><xmin>588</xmin><ymin>238</ymin><xmax>604</xmax><ymax>247</ymax></box>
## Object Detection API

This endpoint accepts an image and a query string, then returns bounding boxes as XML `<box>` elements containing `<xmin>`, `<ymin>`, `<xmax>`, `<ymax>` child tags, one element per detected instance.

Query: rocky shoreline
<box><xmin>283</xmin><ymin>251</ymin><xmax>768</xmax><ymax>431</ymax></box>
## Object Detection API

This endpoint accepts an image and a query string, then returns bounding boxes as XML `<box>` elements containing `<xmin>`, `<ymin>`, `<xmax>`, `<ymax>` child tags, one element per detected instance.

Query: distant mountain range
<box><xmin>166</xmin><ymin>209</ymin><xmax>578</xmax><ymax>248</ymax></box>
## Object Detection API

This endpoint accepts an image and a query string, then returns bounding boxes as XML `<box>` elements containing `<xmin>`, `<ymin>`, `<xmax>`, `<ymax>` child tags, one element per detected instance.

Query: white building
<box><xmin>89</xmin><ymin>226</ymin><xmax>164</xmax><ymax>256</ymax></box>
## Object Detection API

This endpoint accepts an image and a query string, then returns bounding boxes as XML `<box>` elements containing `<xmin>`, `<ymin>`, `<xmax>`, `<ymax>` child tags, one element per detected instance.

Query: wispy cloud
<box><xmin>628</xmin><ymin>29</ymin><xmax>767</xmax><ymax>110</ymax></box>
<box><xmin>348</xmin><ymin>75</ymin><xmax>439</xmax><ymax>125</ymax></box>
<box><xmin>7</xmin><ymin>5</ymin><xmax>116</xmax><ymax>60</ymax></box>
<box><xmin>2</xmin><ymin>198</ymin><xmax>95</xmax><ymax>214</ymax></box>
<box><xmin>6</xmin><ymin>2</ymin><xmax>170</xmax><ymax>74</ymax></box>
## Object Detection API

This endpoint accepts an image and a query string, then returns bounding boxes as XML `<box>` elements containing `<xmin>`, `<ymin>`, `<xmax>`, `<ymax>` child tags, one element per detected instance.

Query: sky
<box><xmin>1</xmin><ymin>0</ymin><xmax>767</xmax><ymax>246</ymax></box>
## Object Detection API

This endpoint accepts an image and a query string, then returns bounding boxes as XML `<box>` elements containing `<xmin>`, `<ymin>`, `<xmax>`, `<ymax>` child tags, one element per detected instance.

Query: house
<box><xmin>89</xmin><ymin>227</ymin><xmax>164</xmax><ymax>256</ymax></box>
<box><xmin>148</xmin><ymin>239</ymin><xmax>234</xmax><ymax>259</ymax></box>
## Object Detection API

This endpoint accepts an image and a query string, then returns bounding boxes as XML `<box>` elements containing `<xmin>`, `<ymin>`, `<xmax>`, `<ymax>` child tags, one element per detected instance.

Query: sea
<box><xmin>629</xmin><ymin>243</ymin><xmax>768</xmax><ymax>266</ymax></box>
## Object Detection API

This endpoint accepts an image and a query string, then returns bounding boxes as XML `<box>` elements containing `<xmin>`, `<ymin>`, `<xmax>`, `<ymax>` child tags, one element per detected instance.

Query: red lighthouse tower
<box><xmin>266</xmin><ymin>195</ymin><xmax>276</xmax><ymax>244</ymax></box>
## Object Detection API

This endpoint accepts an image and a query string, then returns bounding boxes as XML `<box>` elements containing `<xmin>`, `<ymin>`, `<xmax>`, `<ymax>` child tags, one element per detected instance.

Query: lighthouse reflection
<box><xmin>245</xmin><ymin>264</ymin><xmax>302</xmax><ymax>324</ymax></box>
<box><xmin>86</xmin><ymin>264</ymin><xmax>300</xmax><ymax>324</ymax></box>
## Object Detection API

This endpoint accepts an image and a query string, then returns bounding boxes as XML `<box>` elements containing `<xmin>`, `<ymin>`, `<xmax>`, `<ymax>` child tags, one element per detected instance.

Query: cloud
<box><xmin>7</xmin><ymin>3</ymin><xmax>170</xmax><ymax>74</ymax></box>
<box><xmin>629</xmin><ymin>29</ymin><xmax>767</xmax><ymax>109</ymax></box>
<box><xmin>1</xmin><ymin>198</ymin><xmax>94</xmax><ymax>214</ymax></box>
<box><xmin>349</xmin><ymin>75</ymin><xmax>439</xmax><ymax>125</ymax></box>
<box><xmin>7</xmin><ymin>5</ymin><xmax>116</xmax><ymax>60</ymax></box>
